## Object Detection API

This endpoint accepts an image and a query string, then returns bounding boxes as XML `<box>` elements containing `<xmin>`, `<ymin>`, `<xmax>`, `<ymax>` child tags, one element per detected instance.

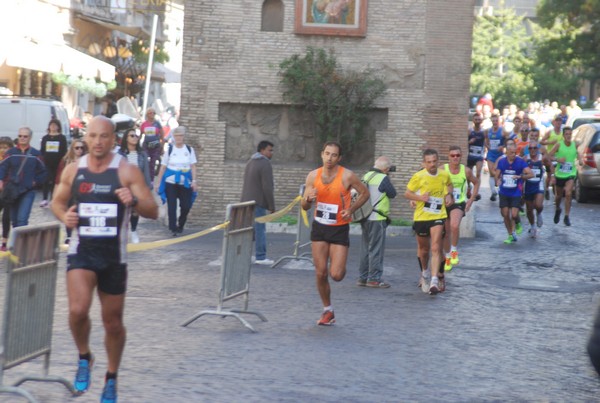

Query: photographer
<box><xmin>356</xmin><ymin>156</ymin><xmax>397</xmax><ymax>288</ymax></box>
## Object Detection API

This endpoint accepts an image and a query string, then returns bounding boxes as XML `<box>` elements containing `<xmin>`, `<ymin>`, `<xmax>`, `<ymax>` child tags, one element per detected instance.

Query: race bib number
<box><xmin>452</xmin><ymin>188</ymin><xmax>461</xmax><ymax>200</ymax></box>
<box><xmin>490</xmin><ymin>139</ymin><xmax>500</xmax><ymax>149</ymax></box>
<box><xmin>144</xmin><ymin>126</ymin><xmax>157</xmax><ymax>135</ymax></box>
<box><xmin>423</xmin><ymin>196</ymin><xmax>443</xmax><ymax>214</ymax></box>
<box><xmin>530</xmin><ymin>168</ymin><xmax>541</xmax><ymax>182</ymax></box>
<box><xmin>46</xmin><ymin>141</ymin><xmax>59</xmax><ymax>152</ymax></box>
<box><xmin>502</xmin><ymin>175</ymin><xmax>517</xmax><ymax>188</ymax></box>
<box><xmin>315</xmin><ymin>202</ymin><xmax>339</xmax><ymax>225</ymax></box>
<box><xmin>560</xmin><ymin>162</ymin><xmax>572</xmax><ymax>173</ymax></box>
<box><xmin>78</xmin><ymin>203</ymin><xmax>118</xmax><ymax>237</ymax></box>
<box><xmin>469</xmin><ymin>145</ymin><xmax>483</xmax><ymax>156</ymax></box>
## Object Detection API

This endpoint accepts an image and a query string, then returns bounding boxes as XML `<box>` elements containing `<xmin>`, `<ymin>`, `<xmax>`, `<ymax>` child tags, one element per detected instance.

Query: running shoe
<box><xmin>100</xmin><ymin>378</ymin><xmax>117</xmax><ymax>403</ymax></box>
<box><xmin>475</xmin><ymin>194</ymin><xmax>481</xmax><ymax>201</ymax></box>
<box><xmin>518</xmin><ymin>207</ymin><xmax>525</xmax><ymax>216</ymax></box>
<box><xmin>437</xmin><ymin>276</ymin><xmax>446</xmax><ymax>293</ymax></box>
<box><xmin>536</xmin><ymin>212</ymin><xmax>543</xmax><ymax>228</ymax></box>
<box><xmin>564</xmin><ymin>215</ymin><xmax>571</xmax><ymax>227</ymax></box>
<box><xmin>366</xmin><ymin>280</ymin><xmax>391</xmax><ymax>288</ymax></box>
<box><xmin>418</xmin><ymin>276</ymin><xmax>430</xmax><ymax>293</ymax></box>
<box><xmin>74</xmin><ymin>355</ymin><xmax>94</xmax><ymax>394</ymax></box>
<box><xmin>450</xmin><ymin>250</ymin><xmax>459</xmax><ymax>265</ymax></box>
<box><xmin>554</xmin><ymin>208</ymin><xmax>562</xmax><ymax>224</ymax></box>
<box><xmin>39</xmin><ymin>200</ymin><xmax>49</xmax><ymax>208</ymax></box>
<box><xmin>503</xmin><ymin>235</ymin><xmax>515</xmax><ymax>244</ymax></box>
<box><xmin>529</xmin><ymin>227</ymin><xmax>537</xmax><ymax>238</ymax></box>
<box><xmin>444</xmin><ymin>257</ymin><xmax>452</xmax><ymax>272</ymax></box>
<box><xmin>429</xmin><ymin>278</ymin><xmax>440</xmax><ymax>295</ymax></box>
<box><xmin>317</xmin><ymin>310</ymin><xmax>335</xmax><ymax>326</ymax></box>
<box><xmin>130</xmin><ymin>231</ymin><xmax>140</xmax><ymax>244</ymax></box>
<box><xmin>356</xmin><ymin>278</ymin><xmax>367</xmax><ymax>287</ymax></box>
<box><xmin>490</xmin><ymin>193</ymin><xmax>497</xmax><ymax>202</ymax></box>
<box><xmin>512</xmin><ymin>232</ymin><xmax>518</xmax><ymax>242</ymax></box>
<box><xmin>544</xmin><ymin>190</ymin><xmax>550</xmax><ymax>200</ymax></box>
<box><xmin>515</xmin><ymin>222</ymin><xmax>523</xmax><ymax>234</ymax></box>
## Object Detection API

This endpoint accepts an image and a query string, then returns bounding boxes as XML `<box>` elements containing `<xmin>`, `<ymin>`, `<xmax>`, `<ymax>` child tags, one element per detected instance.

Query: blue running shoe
<box><xmin>74</xmin><ymin>356</ymin><xmax>94</xmax><ymax>394</ymax></box>
<box><xmin>101</xmin><ymin>379</ymin><xmax>117</xmax><ymax>403</ymax></box>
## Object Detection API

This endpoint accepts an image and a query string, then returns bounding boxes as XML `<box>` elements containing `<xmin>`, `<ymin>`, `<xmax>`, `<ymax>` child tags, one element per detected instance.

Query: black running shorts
<box><xmin>310</xmin><ymin>221</ymin><xmax>350</xmax><ymax>246</ymax></box>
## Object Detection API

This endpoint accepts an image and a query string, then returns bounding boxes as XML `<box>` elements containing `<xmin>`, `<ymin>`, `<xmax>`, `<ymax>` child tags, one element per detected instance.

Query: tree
<box><xmin>536</xmin><ymin>0</ymin><xmax>600</xmax><ymax>102</ymax></box>
<box><xmin>278</xmin><ymin>47</ymin><xmax>386</xmax><ymax>154</ymax></box>
<box><xmin>471</xmin><ymin>6</ymin><xmax>534</xmax><ymax>108</ymax></box>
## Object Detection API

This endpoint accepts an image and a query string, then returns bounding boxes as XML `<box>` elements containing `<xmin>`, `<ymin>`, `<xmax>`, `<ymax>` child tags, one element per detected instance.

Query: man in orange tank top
<box><xmin>301</xmin><ymin>141</ymin><xmax>370</xmax><ymax>326</ymax></box>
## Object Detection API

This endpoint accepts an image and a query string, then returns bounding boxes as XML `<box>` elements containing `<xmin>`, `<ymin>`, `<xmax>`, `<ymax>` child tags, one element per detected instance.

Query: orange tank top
<box><xmin>313</xmin><ymin>166</ymin><xmax>351</xmax><ymax>226</ymax></box>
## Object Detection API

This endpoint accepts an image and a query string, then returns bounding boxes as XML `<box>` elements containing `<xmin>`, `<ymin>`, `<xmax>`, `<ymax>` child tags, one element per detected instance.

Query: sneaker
<box><xmin>130</xmin><ymin>231</ymin><xmax>140</xmax><ymax>244</ymax></box>
<box><xmin>437</xmin><ymin>276</ymin><xmax>446</xmax><ymax>293</ymax></box>
<box><xmin>564</xmin><ymin>215</ymin><xmax>571</xmax><ymax>227</ymax></box>
<box><xmin>544</xmin><ymin>190</ymin><xmax>550</xmax><ymax>200</ymax></box>
<box><xmin>490</xmin><ymin>193</ymin><xmax>497</xmax><ymax>202</ymax></box>
<box><xmin>317</xmin><ymin>310</ymin><xmax>335</xmax><ymax>326</ymax></box>
<box><xmin>366</xmin><ymin>280</ymin><xmax>391</xmax><ymax>288</ymax></box>
<box><xmin>356</xmin><ymin>278</ymin><xmax>367</xmax><ymax>287</ymax></box>
<box><xmin>429</xmin><ymin>278</ymin><xmax>440</xmax><ymax>295</ymax></box>
<box><xmin>176</xmin><ymin>226</ymin><xmax>184</xmax><ymax>234</ymax></box>
<box><xmin>255</xmin><ymin>258</ymin><xmax>275</xmax><ymax>265</ymax></box>
<box><xmin>503</xmin><ymin>235</ymin><xmax>515</xmax><ymax>244</ymax></box>
<box><xmin>515</xmin><ymin>222</ymin><xmax>523</xmax><ymax>234</ymax></box>
<box><xmin>518</xmin><ymin>208</ymin><xmax>525</xmax><ymax>216</ymax></box>
<box><xmin>450</xmin><ymin>250</ymin><xmax>459</xmax><ymax>265</ymax></box>
<box><xmin>529</xmin><ymin>227</ymin><xmax>537</xmax><ymax>238</ymax></box>
<box><xmin>536</xmin><ymin>212</ymin><xmax>543</xmax><ymax>228</ymax></box>
<box><xmin>475</xmin><ymin>194</ymin><xmax>481</xmax><ymax>201</ymax></box>
<box><xmin>39</xmin><ymin>200</ymin><xmax>48</xmax><ymax>208</ymax></box>
<box><xmin>418</xmin><ymin>276</ymin><xmax>430</xmax><ymax>293</ymax></box>
<box><xmin>554</xmin><ymin>208</ymin><xmax>562</xmax><ymax>224</ymax></box>
<box><xmin>171</xmin><ymin>231</ymin><xmax>178</xmax><ymax>237</ymax></box>
<box><xmin>512</xmin><ymin>232</ymin><xmax>518</xmax><ymax>242</ymax></box>
<box><xmin>444</xmin><ymin>257</ymin><xmax>453</xmax><ymax>272</ymax></box>
<box><xmin>100</xmin><ymin>378</ymin><xmax>117</xmax><ymax>403</ymax></box>
<box><xmin>74</xmin><ymin>355</ymin><xmax>94</xmax><ymax>394</ymax></box>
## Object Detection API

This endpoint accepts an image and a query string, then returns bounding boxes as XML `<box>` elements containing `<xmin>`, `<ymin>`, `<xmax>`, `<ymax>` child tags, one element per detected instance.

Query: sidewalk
<box><xmin>1</xmin><ymin>188</ymin><xmax>600</xmax><ymax>402</ymax></box>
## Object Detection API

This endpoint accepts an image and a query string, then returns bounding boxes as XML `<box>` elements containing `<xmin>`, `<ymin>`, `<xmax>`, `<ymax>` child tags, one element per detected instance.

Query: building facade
<box><xmin>181</xmin><ymin>0</ymin><xmax>476</xmax><ymax>224</ymax></box>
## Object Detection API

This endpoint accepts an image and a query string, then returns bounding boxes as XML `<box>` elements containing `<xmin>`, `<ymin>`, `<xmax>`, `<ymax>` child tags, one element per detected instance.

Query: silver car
<box><xmin>572</xmin><ymin>123</ymin><xmax>600</xmax><ymax>202</ymax></box>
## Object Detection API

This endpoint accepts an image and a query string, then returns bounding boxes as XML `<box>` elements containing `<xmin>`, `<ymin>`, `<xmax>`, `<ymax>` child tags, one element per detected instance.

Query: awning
<box><xmin>4</xmin><ymin>39</ymin><xmax>115</xmax><ymax>82</ymax></box>
<box><xmin>76</xmin><ymin>14</ymin><xmax>153</xmax><ymax>40</ymax></box>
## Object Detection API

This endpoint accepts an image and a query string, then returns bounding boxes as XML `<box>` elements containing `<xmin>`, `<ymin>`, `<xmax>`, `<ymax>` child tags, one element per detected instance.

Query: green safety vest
<box><xmin>362</xmin><ymin>171</ymin><xmax>390</xmax><ymax>221</ymax></box>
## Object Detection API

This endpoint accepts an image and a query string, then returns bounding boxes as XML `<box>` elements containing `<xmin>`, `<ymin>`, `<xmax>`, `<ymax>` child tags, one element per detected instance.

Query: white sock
<box><xmin>451</xmin><ymin>246</ymin><xmax>457</xmax><ymax>253</ymax></box>
<box><xmin>323</xmin><ymin>306</ymin><xmax>333</xmax><ymax>312</ymax></box>
<box><xmin>489</xmin><ymin>177</ymin><xmax>496</xmax><ymax>194</ymax></box>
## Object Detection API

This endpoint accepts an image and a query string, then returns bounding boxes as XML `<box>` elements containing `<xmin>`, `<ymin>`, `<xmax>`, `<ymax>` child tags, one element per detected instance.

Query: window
<box><xmin>261</xmin><ymin>0</ymin><xmax>284</xmax><ymax>32</ymax></box>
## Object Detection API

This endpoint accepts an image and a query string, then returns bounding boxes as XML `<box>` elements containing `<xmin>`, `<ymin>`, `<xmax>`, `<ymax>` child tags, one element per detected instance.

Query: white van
<box><xmin>0</xmin><ymin>97</ymin><xmax>70</xmax><ymax>149</ymax></box>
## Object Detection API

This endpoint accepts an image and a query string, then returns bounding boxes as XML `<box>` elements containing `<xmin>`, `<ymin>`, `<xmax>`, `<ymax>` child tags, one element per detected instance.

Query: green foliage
<box><xmin>471</xmin><ymin>7</ymin><xmax>534</xmax><ymax>108</ymax></box>
<box><xmin>131</xmin><ymin>39</ymin><xmax>170</xmax><ymax>65</ymax></box>
<box><xmin>278</xmin><ymin>47</ymin><xmax>386</xmax><ymax>153</ymax></box>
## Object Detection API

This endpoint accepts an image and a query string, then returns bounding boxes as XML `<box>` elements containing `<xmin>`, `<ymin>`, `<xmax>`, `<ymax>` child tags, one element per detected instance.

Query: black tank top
<box><xmin>70</xmin><ymin>154</ymin><xmax>130</xmax><ymax>263</ymax></box>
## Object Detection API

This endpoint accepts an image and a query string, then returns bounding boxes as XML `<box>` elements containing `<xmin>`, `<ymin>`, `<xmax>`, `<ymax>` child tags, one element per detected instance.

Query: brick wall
<box><xmin>181</xmin><ymin>0</ymin><xmax>475</xmax><ymax>225</ymax></box>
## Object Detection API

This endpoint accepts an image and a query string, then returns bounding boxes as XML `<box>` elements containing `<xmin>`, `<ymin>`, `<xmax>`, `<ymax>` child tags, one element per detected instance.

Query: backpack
<box><xmin>168</xmin><ymin>143</ymin><xmax>192</xmax><ymax>156</ymax></box>
<box><xmin>351</xmin><ymin>171</ymin><xmax>386</xmax><ymax>223</ymax></box>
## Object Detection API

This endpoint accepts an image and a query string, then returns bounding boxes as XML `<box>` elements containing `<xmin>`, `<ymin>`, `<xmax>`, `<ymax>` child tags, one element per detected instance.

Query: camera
<box><xmin>388</xmin><ymin>165</ymin><xmax>397</xmax><ymax>172</ymax></box>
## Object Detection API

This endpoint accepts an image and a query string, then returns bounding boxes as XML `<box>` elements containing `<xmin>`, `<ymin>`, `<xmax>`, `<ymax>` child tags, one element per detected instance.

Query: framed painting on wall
<box><xmin>294</xmin><ymin>0</ymin><xmax>368</xmax><ymax>37</ymax></box>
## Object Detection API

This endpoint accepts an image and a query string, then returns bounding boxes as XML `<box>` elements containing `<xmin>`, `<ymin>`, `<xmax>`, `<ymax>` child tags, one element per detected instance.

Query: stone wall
<box><xmin>180</xmin><ymin>0</ymin><xmax>475</xmax><ymax>225</ymax></box>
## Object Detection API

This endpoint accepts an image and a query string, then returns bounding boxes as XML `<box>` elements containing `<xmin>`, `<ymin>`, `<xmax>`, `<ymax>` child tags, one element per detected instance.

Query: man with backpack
<box><xmin>356</xmin><ymin>156</ymin><xmax>397</xmax><ymax>288</ymax></box>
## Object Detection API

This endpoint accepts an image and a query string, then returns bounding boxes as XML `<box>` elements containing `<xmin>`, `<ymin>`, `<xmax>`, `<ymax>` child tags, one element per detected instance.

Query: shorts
<box><xmin>310</xmin><ymin>221</ymin><xmax>350</xmax><ymax>246</ymax></box>
<box><xmin>499</xmin><ymin>194</ymin><xmax>522</xmax><ymax>209</ymax></box>
<box><xmin>447</xmin><ymin>201</ymin><xmax>466</xmax><ymax>216</ymax></box>
<box><xmin>67</xmin><ymin>254</ymin><xmax>128</xmax><ymax>295</ymax></box>
<box><xmin>467</xmin><ymin>157</ymin><xmax>483</xmax><ymax>168</ymax></box>
<box><xmin>486</xmin><ymin>152</ymin><xmax>502</xmax><ymax>163</ymax></box>
<box><xmin>524</xmin><ymin>192</ymin><xmax>543</xmax><ymax>201</ymax></box>
<box><xmin>555</xmin><ymin>176</ymin><xmax>575</xmax><ymax>188</ymax></box>
<box><xmin>412</xmin><ymin>219</ymin><xmax>445</xmax><ymax>237</ymax></box>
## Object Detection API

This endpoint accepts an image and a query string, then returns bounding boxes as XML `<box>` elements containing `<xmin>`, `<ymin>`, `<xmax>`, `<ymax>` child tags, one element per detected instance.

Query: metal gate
<box><xmin>182</xmin><ymin>201</ymin><xmax>267</xmax><ymax>332</ymax></box>
<box><xmin>0</xmin><ymin>223</ymin><xmax>76</xmax><ymax>402</ymax></box>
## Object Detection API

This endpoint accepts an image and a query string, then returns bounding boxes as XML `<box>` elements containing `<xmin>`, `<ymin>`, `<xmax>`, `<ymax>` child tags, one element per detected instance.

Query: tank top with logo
<box><xmin>313</xmin><ymin>166</ymin><xmax>351</xmax><ymax>226</ymax></box>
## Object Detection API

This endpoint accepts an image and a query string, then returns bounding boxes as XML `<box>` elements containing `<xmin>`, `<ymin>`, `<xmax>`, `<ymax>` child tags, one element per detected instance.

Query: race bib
<box><xmin>315</xmin><ymin>202</ymin><xmax>339</xmax><ymax>225</ymax></box>
<box><xmin>560</xmin><ymin>162</ymin><xmax>572</xmax><ymax>173</ymax></box>
<box><xmin>46</xmin><ymin>141</ymin><xmax>59</xmax><ymax>152</ymax></box>
<box><xmin>423</xmin><ymin>196</ymin><xmax>443</xmax><ymax>214</ymax></box>
<box><xmin>452</xmin><ymin>188</ymin><xmax>461</xmax><ymax>200</ymax></box>
<box><xmin>490</xmin><ymin>139</ymin><xmax>500</xmax><ymax>149</ymax></box>
<box><xmin>469</xmin><ymin>145</ymin><xmax>483</xmax><ymax>156</ymax></box>
<box><xmin>144</xmin><ymin>126</ymin><xmax>157</xmax><ymax>135</ymax></box>
<box><xmin>502</xmin><ymin>175</ymin><xmax>517</xmax><ymax>188</ymax></box>
<box><xmin>78</xmin><ymin>203</ymin><xmax>118</xmax><ymax>237</ymax></box>
<box><xmin>530</xmin><ymin>168</ymin><xmax>541</xmax><ymax>182</ymax></box>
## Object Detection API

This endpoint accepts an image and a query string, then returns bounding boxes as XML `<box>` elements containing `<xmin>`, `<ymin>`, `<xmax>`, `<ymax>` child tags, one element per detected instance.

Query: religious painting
<box><xmin>294</xmin><ymin>0</ymin><xmax>368</xmax><ymax>37</ymax></box>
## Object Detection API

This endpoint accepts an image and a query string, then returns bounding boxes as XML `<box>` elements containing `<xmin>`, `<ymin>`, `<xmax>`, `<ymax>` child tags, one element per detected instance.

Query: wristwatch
<box><xmin>131</xmin><ymin>196</ymin><xmax>138</xmax><ymax>207</ymax></box>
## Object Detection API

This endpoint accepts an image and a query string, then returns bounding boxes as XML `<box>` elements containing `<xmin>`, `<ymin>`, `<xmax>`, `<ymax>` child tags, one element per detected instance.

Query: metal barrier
<box><xmin>182</xmin><ymin>201</ymin><xmax>267</xmax><ymax>332</ymax></box>
<box><xmin>0</xmin><ymin>223</ymin><xmax>76</xmax><ymax>403</ymax></box>
<box><xmin>272</xmin><ymin>185</ymin><xmax>313</xmax><ymax>269</ymax></box>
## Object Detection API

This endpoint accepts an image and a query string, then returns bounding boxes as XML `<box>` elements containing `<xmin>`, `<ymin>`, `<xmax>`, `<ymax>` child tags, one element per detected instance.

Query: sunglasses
<box><xmin>74</xmin><ymin>146</ymin><xmax>84</xmax><ymax>150</ymax></box>
<box><xmin>18</xmin><ymin>135</ymin><xmax>29</xmax><ymax>138</ymax></box>
<box><xmin>129</xmin><ymin>134</ymin><xmax>139</xmax><ymax>138</ymax></box>
<box><xmin>449</xmin><ymin>153</ymin><xmax>461</xmax><ymax>158</ymax></box>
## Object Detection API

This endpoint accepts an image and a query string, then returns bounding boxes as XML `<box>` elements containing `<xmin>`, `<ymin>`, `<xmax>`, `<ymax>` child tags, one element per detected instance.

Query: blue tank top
<box><xmin>525</xmin><ymin>158</ymin><xmax>544</xmax><ymax>195</ymax></box>
<box><xmin>487</xmin><ymin>127</ymin><xmax>505</xmax><ymax>161</ymax></box>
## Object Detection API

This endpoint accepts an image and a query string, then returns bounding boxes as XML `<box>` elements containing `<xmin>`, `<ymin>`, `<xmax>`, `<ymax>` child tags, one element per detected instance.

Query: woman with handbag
<box><xmin>0</xmin><ymin>127</ymin><xmax>48</xmax><ymax>228</ymax></box>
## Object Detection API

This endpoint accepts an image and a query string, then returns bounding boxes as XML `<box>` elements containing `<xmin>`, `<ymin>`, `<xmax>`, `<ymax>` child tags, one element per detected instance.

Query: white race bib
<box><xmin>46</xmin><ymin>141</ymin><xmax>59</xmax><ymax>152</ymax></box>
<box><xmin>423</xmin><ymin>196</ymin><xmax>443</xmax><ymax>214</ymax></box>
<box><xmin>78</xmin><ymin>203</ymin><xmax>118</xmax><ymax>237</ymax></box>
<box><xmin>502</xmin><ymin>175</ymin><xmax>517</xmax><ymax>188</ymax></box>
<box><xmin>560</xmin><ymin>162</ymin><xmax>572</xmax><ymax>173</ymax></box>
<box><xmin>315</xmin><ymin>202</ymin><xmax>339</xmax><ymax>225</ymax></box>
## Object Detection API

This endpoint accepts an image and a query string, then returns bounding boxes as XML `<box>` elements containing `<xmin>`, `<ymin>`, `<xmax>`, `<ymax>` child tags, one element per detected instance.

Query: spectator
<box><xmin>39</xmin><ymin>118</ymin><xmax>68</xmax><ymax>207</ymax></box>
<box><xmin>141</xmin><ymin>107</ymin><xmax>164</xmax><ymax>184</ymax></box>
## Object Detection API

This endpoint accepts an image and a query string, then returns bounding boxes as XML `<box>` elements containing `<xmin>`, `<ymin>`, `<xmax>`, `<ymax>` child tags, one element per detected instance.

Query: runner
<box><xmin>523</xmin><ymin>140</ymin><xmax>553</xmax><ymax>238</ymax></box>
<box><xmin>467</xmin><ymin>114</ymin><xmax>485</xmax><ymax>200</ymax></box>
<box><xmin>548</xmin><ymin>126</ymin><xmax>581</xmax><ymax>226</ymax></box>
<box><xmin>484</xmin><ymin>114</ymin><xmax>505</xmax><ymax>201</ymax></box>
<box><xmin>494</xmin><ymin>139</ymin><xmax>534</xmax><ymax>244</ymax></box>
<box><xmin>405</xmin><ymin>149</ymin><xmax>453</xmax><ymax>295</ymax></box>
<box><xmin>442</xmin><ymin>146</ymin><xmax>479</xmax><ymax>271</ymax></box>
<box><xmin>301</xmin><ymin>141</ymin><xmax>369</xmax><ymax>325</ymax></box>
<box><xmin>540</xmin><ymin>116</ymin><xmax>564</xmax><ymax>199</ymax></box>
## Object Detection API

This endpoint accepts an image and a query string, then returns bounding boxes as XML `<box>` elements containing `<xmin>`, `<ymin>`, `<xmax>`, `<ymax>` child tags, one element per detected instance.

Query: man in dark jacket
<box><xmin>241</xmin><ymin>140</ymin><xmax>275</xmax><ymax>265</ymax></box>
<box><xmin>0</xmin><ymin>127</ymin><xmax>47</xmax><ymax>227</ymax></box>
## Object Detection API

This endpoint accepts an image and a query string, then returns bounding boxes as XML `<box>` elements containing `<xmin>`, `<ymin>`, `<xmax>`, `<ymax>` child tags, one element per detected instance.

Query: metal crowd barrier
<box><xmin>272</xmin><ymin>185</ymin><xmax>313</xmax><ymax>268</ymax></box>
<box><xmin>0</xmin><ymin>223</ymin><xmax>76</xmax><ymax>403</ymax></box>
<box><xmin>182</xmin><ymin>201</ymin><xmax>267</xmax><ymax>332</ymax></box>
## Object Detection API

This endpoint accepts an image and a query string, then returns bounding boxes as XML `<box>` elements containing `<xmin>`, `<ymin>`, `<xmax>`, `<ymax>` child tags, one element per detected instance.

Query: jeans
<box><xmin>165</xmin><ymin>182</ymin><xmax>193</xmax><ymax>232</ymax></box>
<box><xmin>254</xmin><ymin>206</ymin><xmax>267</xmax><ymax>260</ymax></box>
<box><xmin>10</xmin><ymin>190</ymin><xmax>36</xmax><ymax>227</ymax></box>
<box><xmin>358</xmin><ymin>219</ymin><xmax>388</xmax><ymax>282</ymax></box>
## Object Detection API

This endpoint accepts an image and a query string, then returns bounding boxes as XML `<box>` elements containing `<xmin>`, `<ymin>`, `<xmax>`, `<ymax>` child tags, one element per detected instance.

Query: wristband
<box><xmin>131</xmin><ymin>196</ymin><xmax>138</xmax><ymax>207</ymax></box>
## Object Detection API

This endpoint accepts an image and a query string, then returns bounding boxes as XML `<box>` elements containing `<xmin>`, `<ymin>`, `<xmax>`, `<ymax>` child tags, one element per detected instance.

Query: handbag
<box><xmin>1</xmin><ymin>151</ymin><xmax>29</xmax><ymax>205</ymax></box>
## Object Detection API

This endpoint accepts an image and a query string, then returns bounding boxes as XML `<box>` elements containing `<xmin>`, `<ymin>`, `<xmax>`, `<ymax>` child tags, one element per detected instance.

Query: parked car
<box><xmin>0</xmin><ymin>96</ymin><xmax>70</xmax><ymax>149</ymax></box>
<box><xmin>571</xmin><ymin>123</ymin><xmax>600</xmax><ymax>202</ymax></box>
<box><xmin>566</xmin><ymin>109</ymin><xmax>600</xmax><ymax>130</ymax></box>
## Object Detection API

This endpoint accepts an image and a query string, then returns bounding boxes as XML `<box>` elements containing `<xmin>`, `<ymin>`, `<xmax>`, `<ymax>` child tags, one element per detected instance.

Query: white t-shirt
<box><xmin>161</xmin><ymin>144</ymin><xmax>197</xmax><ymax>185</ymax></box>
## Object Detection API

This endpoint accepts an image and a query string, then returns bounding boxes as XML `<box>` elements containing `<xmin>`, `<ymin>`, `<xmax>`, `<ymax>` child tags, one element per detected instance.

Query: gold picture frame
<box><xmin>294</xmin><ymin>0</ymin><xmax>368</xmax><ymax>37</ymax></box>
